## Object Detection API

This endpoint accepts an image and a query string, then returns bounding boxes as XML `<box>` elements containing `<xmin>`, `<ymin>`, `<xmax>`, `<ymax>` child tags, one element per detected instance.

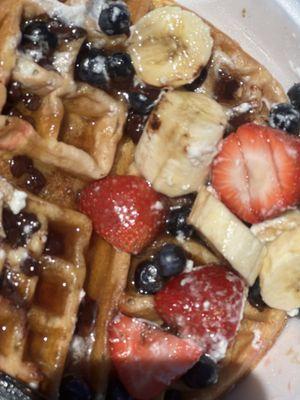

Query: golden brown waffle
<box><xmin>0</xmin><ymin>178</ymin><xmax>91</xmax><ymax>398</ymax></box>
<box><xmin>0</xmin><ymin>0</ymin><xmax>289</xmax><ymax>399</ymax></box>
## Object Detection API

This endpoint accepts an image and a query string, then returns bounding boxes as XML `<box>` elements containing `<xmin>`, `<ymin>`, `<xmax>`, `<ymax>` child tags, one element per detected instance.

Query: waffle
<box><xmin>0</xmin><ymin>0</ymin><xmax>126</xmax><ymax>210</ymax></box>
<box><xmin>0</xmin><ymin>177</ymin><xmax>91</xmax><ymax>398</ymax></box>
<box><xmin>0</xmin><ymin>0</ymin><xmax>290</xmax><ymax>399</ymax></box>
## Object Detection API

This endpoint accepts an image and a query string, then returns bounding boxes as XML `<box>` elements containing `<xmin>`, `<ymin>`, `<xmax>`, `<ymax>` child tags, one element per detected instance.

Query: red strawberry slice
<box><xmin>154</xmin><ymin>265</ymin><xmax>245</xmax><ymax>361</ymax></box>
<box><xmin>79</xmin><ymin>175</ymin><xmax>166</xmax><ymax>254</ymax></box>
<box><xmin>212</xmin><ymin>123</ymin><xmax>300</xmax><ymax>224</ymax></box>
<box><xmin>108</xmin><ymin>314</ymin><xmax>202</xmax><ymax>400</ymax></box>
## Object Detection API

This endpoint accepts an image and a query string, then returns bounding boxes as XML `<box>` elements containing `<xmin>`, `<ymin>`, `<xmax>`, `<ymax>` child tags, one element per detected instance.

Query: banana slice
<box><xmin>188</xmin><ymin>187</ymin><xmax>266</xmax><ymax>285</ymax></box>
<box><xmin>135</xmin><ymin>91</ymin><xmax>227</xmax><ymax>197</ymax></box>
<box><xmin>260</xmin><ymin>227</ymin><xmax>300</xmax><ymax>311</ymax></box>
<box><xmin>128</xmin><ymin>6</ymin><xmax>213</xmax><ymax>88</ymax></box>
<box><xmin>251</xmin><ymin>210</ymin><xmax>300</xmax><ymax>243</ymax></box>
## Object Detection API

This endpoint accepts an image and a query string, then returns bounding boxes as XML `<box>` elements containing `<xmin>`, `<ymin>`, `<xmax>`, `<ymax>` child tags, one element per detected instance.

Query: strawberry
<box><xmin>212</xmin><ymin>123</ymin><xmax>300</xmax><ymax>224</ymax></box>
<box><xmin>79</xmin><ymin>176</ymin><xmax>166</xmax><ymax>254</ymax></box>
<box><xmin>154</xmin><ymin>265</ymin><xmax>245</xmax><ymax>361</ymax></box>
<box><xmin>108</xmin><ymin>314</ymin><xmax>202</xmax><ymax>400</ymax></box>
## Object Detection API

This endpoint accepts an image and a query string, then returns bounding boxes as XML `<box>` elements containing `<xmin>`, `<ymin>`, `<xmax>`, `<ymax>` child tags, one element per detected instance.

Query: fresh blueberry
<box><xmin>21</xmin><ymin>21</ymin><xmax>58</xmax><ymax>62</ymax></box>
<box><xmin>156</xmin><ymin>244</ymin><xmax>186</xmax><ymax>277</ymax></box>
<box><xmin>106</xmin><ymin>53</ymin><xmax>134</xmax><ymax>80</ymax></box>
<box><xmin>183</xmin><ymin>354</ymin><xmax>219</xmax><ymax>388</ymax></box>
<box><xmin>164</xmin><ymin>389</ymin><xmax>182</xmax><ymax>400</ymax></box>
<box><xmin>106</xmin><ymin>375</ymin><xmax>132</xmax><ymax>400</ymax></box>
<box><xmin>269</xmin><ymin>103</ymin><xmax>300</xmax><ymax>135</ymax></box>
<box><xmin>59</xmin><ymin>375</ymin><xmax>92</xmax><ymax>400</ymax></box>
<box><xmin>75</xmin><ymin>43</ymin><xmax>109</xmax><ymax>89</ymax></box>
<box><xmin>166</xmin><ymin>206</ymin><xmax>195</xmax><ymax>239</ymax></box>
<box><xmin>129</xmin><ymin>92</ymin><xmax>155</xmax><ymax>115</ymax></box>
<box><xmin>288</xmin><ymin>83</ymin><xmax>300</xmax><ymax>112</ymax></box>
<box><xmin>248</xmin><ymin>277</ymin><xmax>267</xmax><ymax>311</ymax></box>
<box><xmin>134</xmin><ymin>260</ymin><xmax>164</xmax><ymax>294</ymax></box>
<box><xmin>99</xmin><ymin>4</ymin><xmax>131</xmax><ymax>36</ymax></box>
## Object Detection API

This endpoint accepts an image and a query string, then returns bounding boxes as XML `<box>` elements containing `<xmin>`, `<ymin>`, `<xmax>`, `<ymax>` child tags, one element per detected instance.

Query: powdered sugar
<box><xmin>252</xmin><ymin>328</ymin><xmax>262</xmax><ymax>350</ymax></box>
<box><xmin>8</xmin><ymin>190</ymin><xmax>27</xmax><ymax>215</ymax></box>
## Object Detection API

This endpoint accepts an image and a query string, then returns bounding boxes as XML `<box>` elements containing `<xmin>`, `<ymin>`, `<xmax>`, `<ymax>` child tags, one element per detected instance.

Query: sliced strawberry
<box><xmin>154</xmin><ymin>265</ymin><xmax>245</xmax><ymax>361</ymax></box>
<box><xmin>211</xmin><ymin>132</ymin><xmax>256</xmax><ymax>223</ymax></box>
<box><xmin>79</xmin><ymin>176</ymin><xmax>166</xmax><ymax>254</ymax></box>
<box><xmin>108</xmin><ymin>314</ymin><xmax>202</xmax><ymax>400</ymax></box>
<box><xmin>238</xmin><ymin>124</ymin><xmax>284</xmax><ymax>219</ymax></box>
<box><xmin>212</xmin><ymin>123</ymin><xmax>300</xmax><ymax>224</ymax></box>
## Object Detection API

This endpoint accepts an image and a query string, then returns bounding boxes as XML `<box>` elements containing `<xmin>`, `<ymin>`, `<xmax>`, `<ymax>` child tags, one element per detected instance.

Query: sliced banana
<box><xmin>188</xmin><ymin>187</ymin><xmax>266</xmax><ymax>285</ymax></box>
<box><xmin>128</xmin><ymin>6</ymin><xmax>213</xmax><ymax>88</ymax></box>
<box><xmin>135</xmin><ymin>91</ymin><xmax>227</xmax><ymax>197</ymax></box>
<box><xmin>251</xmin><ymin>210</ymin><xmax>300</xmax><ymax>243</ymax></box>
<box><xmin>260</xmin><ymin>227</ymin><xmax>300</xmax><ymax>311</ymax></box>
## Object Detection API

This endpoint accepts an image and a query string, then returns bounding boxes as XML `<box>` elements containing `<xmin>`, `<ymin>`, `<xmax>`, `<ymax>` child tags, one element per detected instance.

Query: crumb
<box><xmin>242</xmin><ymin>8</ymin><xmax>246</xmax><ymax>18</ymax></box>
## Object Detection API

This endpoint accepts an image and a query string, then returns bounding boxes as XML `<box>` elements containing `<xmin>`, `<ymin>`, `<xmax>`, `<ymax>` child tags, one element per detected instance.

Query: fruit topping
<box><xmin>79</xmin><ymin>176</ymin><xmax>166</xmax><ymax>254</ymax></box>
<box><xmin>188</xmin><ymin>187</ymin><xmax>265</xmax><ymax>285</ymax></box>
<box><xmin>269</xmin><ymin>103</ymin><xmax>300</xmax><ymax>135</ymax></box>
<box><xmin>135</xmin><ymin>91</ymin><xmax>227</xmax><ymax>197</ymax></box>
<box><xmin>75</xmin><ymin>43</ymin><xmax>109</xmax><ymax>89</ymax></box>
<box><xmin>106</xmin><ymin>375</ymin><xmax>132</xmax><ymax>400</ymax></box>
<box><xmin>248</xmin><ymin>277</ymin><xmax>267</xmax><ymax>311</ymax></box>
<box><xmin>106</xmin><ymin>53</ymin><xmax>134</xmax><ymax>80</ymax></box>
<box><xmin>20</xmin><ymin>21</ymin><xmax>58</xmax><ymax>64</ymax></box>
<box><xmin>128</xmin><ymin>92</ymin><xmax>155</xmax><ymax>115</ymax></box>
<box><xmin>212</xmin><ymin>123</ymin><xmax>300</xmax><ymax>224</ymax></box>
<box><xmin>166</xmin><ymin>206</ymin><xmax>194</xmax><ymax>239</ymax></box>
<box><xmin>128</xmin><ymin>6</ymin><xmax>213</xmax><ymax>88</ymax></box>
<box><xmin>156</xmin><ymin>244</ymin><xmax>186</xmax><ymax>277</ymax></box>
<box><xmin>182</xmin><ymin>354</ymin><xmax>219</xmax><ymax>388</ymax></box>
<box><xmin>134</xmin><ymin>260</ymin><xmax>164</xmax><ymax>295</ymax></box>
<box><xmin>108</xmin><ymin>314</ymin><xmax>202</xmax><ymax>400</ymax></box>
<box><xmin>154</xmin><ymin>266</ymin><xmax>245</xmax><ymax>360</ymax></box>
<box><xmin>59</xmin><ymin>375</ymin><xmax>92</xmax><ymax>400</ymax></box>
<box><xmin>98</xmin><ymin>3</ymin><xmax>131</xmax><ymax>36</ymax></box>
<box><xmin>288</xmin><ymin>83</ymin><xmax>300</xmax><ymax>111</ymax></box>
<box><xmin>3</xmin><ymin>208</ymin><xmax>41</xmax><ymax>247</ymax></box>
<box><xmin>259</xmin><ymin>226</ymin><xmax>300</xmax><ymax>311</ymax></box>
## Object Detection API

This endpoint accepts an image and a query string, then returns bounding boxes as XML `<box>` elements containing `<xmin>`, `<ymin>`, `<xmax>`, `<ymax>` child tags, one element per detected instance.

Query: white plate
<box><xmin>177</xmin><ymin>1</ymin><xmax>300</xmax><ymax>399</ymax></box>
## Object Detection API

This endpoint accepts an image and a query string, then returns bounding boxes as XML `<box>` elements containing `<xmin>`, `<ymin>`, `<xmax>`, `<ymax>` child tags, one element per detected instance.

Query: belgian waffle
<box><xmin>0</xmin><ymin>177</ymin><xmax>91</xmax><ymax>397</ymax></box>
<box><xmin>0</xmin><ymin>0</ymin><xmax>291</xmax><ymax>399</ymax></box>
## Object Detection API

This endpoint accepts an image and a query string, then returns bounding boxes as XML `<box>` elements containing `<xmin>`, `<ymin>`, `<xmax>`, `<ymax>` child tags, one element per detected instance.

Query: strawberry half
<box><xmin>212</xmin><ymin>123</ymin><xmax>300</xmax><ymax>224</ymax></box>
<box><xmin>108</xmin><ymin>314</ymin><xmax>202</xmax><ymax>400</ymax></box>
<box><xmin>154</xmin><ymin>265</ymin><xmax>245</xmax><ymax>361</ymax></box>
<box><xmin>79</xmin><ymin>175</ymin><xmax>166</xmax><ymax>254</ymax></box>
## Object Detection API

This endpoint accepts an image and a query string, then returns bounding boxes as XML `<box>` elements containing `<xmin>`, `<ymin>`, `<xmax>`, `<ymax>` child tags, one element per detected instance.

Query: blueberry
<box><xmin>156</xmin><ymin>244</ymin><xmax>186</xmax><ymax>277</ymax></box>
<box><xmin>75</xmin><ymin>44</ymin><xmax>109</xmax><ymax>89</ymax></box>
<box><xmin>106</xmin><ymin>375</ymin><xmax>132</xmax><ymax>400</ymax></box>
<box><xmin>248</xmin><ymin>277</ymin><xmax>267</xmax><ymax>311</ymax></box>
<box><xmin>106</xmin><ymin>53</ymin><xmax>134</xmax><ymax>80</ymax></box>
<box><xmin>288</xmin><ymin>83</ymin><xmax>300</xmax><ymax>112</ymax></box>
<box><xmin>59</xmin><ymin>375</ymin><xmax>92</xmax><ymax>400</ymax></box>
<box><xmin>129</xmin><ymin>92</ymin><xmax>155</xmax><ymax>115</ymax></box>
<box><xmin>166</xmin><ymin>206</ymin><xmax>194</xmax><ymax>239</ymax></box>
<box><xmin>21</xmin><ymin>21</ymin><xmax>58</xmax><ymax>62</ymax></box>
<box><xmin>164</xmin><ymin>389</ymin><xmax>182</xmax><ymax>400</ymax></box>
<box><xmin>182</xmin><ymin>354</ymin><xmax>219</xmax><ymax>388</ymax></box>
<box><xmin>134</xmin><ymin>260</ymin><xmax>164</xmax><ymax>294</ymax></box>
<box><xmin>99</xmin><ymin>4</ymin><xmax>131</xmax><ymax>36</ymax></box>
<box><xmin>269</xmin><ymin>103</ymin><xmax>300</xmax><ymax>135</ymax></box>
